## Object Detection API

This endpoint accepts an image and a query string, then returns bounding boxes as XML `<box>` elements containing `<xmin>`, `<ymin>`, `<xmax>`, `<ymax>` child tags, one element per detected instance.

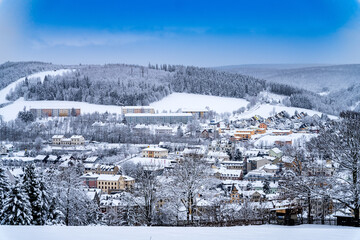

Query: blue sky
<box><xmin>1</xmin><ymin>0</ymin><xmax>360</xmax><ymax>66</ymax></box>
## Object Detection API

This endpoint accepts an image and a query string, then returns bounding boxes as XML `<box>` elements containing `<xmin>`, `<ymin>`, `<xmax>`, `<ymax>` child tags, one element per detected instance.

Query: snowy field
<box><xmin>0</xmin><ymin>69</ymin><xmax>73</xmax><ymax>105</ymax></box>
<box><xmin>150</xmin><ymin>92</ymin><xmax>250</xmax><ymax>113</ymax></box>
<box><xmin>236</xmin><ymin>103</ymin><xmax>338</xmax><ymax>120</ymax></box>
<box><xmin>0</xmin><ymin>225</ymin><xmax>358</xmax><ymax>240</ymax></box>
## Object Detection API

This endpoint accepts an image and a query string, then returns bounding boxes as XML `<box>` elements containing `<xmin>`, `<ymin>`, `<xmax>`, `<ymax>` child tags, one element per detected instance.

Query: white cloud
<box><xmin>31</xmin><ymin>31</ymin><xmax>156</xmax><ymax>49</ymax></box>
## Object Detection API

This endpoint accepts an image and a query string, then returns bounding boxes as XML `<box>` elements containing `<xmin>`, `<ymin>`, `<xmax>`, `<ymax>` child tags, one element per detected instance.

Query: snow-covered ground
<box><xmin>235</xmin><ymin>103</ymin><xmax>337</xmax><ymax>120</ymax></box>
<box><xmin>0</xmin><ymin>98</ymin><xmax>124</xmax><ymax>121</ymax></box>
<box><xmin>150</xmin><ymin>92</ymin><xmax>249</xmax><ymax>113</ymax></box>
<box><xmin>258</xmin><ymin>91</ymin><xmax>287</xmax><ymax>102</ymax></box>
<box><xmin>0</xmin><ymin>69</ymin><xmax>73</xmax><ymax>105</ymax></box>
<box><xmin>0</xmin><ymin>225</ymin><xmax>358</xmax><ymax>240</ymax></box>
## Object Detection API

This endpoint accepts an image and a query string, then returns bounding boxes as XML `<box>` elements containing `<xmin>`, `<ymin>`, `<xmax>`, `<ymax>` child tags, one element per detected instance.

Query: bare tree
<box><xmin>309</xmin><ymin>111</ymin><xmax>360</xmax><ymax>227</ymax></box>
<box><xmin>168</xmin><ymin>155</ymin><xmax>218</xmax><ymax>225</ymax></box>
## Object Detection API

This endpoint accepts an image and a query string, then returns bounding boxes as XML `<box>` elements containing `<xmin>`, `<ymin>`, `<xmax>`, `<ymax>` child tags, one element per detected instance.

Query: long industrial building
<box><xmin>122</xmin><ymin>106</ymin><xmax>155</xmax><ymax>114</ymax></box>
<box><xmin>30</xmin><ymin>108</ymin><xmax>81</xmax><ymax>118</ymax></box>
<box><xmin>125</xmin><ymin>113</ymin><xmax>192</xmax><ymax>124</ymax></box>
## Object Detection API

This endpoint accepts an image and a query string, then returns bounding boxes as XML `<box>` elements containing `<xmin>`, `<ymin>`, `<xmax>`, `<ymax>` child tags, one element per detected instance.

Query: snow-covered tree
<box><xmin>22</xmin><ymin>164</ymin><xmax>42</xmax><ymax>225</ymax></box>
<box><xmin>1</xmin><ymin>180</ymin><xmax>32</xmax><ymax>225</ymax></box>
<box><xmin>168</xmin><ymin>155</ymin><xmax>217</xmax><ymax>225</ymax></box>
<box><xmin>0</xmin><ymin>164</ymin><xmax>10</xmax><ymax>211</ymax></box>
<box><xmin>310</xmin><ymin>111</ymin><xmax>360</xmax><ymax>227</ymax></box>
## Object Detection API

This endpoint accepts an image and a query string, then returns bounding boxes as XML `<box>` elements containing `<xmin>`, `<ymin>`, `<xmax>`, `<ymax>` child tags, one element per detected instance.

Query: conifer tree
<box><xmin>22</xmin><ymin>164</ymin><xmax>42</xmax><ymax>225</ymax></box>
<box><xmin>0</xmin><ymin>164</ymin><xmax>10</xmax><ymax>211</ymax></box>
<box><xmin>1</xmin><ymin>180</ymin><xmax>32</xmax><ymax>225</ymax></box>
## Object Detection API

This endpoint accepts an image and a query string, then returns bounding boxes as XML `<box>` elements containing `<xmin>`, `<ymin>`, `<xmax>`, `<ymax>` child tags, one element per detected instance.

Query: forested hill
<box><xmin>6</xmin><ymin>64</ymin><xmax>173</xmax><ymax>106</ymax></box>
<box><xmin>2</xmin><ymin>62</ymin><xmax>343</xmax><ymax>115</ymax></box>
<box><xmin>171</xmin><ymin>66</ymin><xmax>266</xmax><ymax>98</ymax></box>
<box><xmin>214</xmin><ymin>64</ymin><xmax>360</xmax><ymax>93</ymax></box>
<box><xmin>0</xmin><ymin>61</ymin><xmax>62</xmax><ymax>90</ymax></box>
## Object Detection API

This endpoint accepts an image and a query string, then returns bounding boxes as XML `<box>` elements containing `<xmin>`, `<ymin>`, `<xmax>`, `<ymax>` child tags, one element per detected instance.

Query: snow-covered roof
<box><xmin>207</xmin><ymin>151</ymin><xmax>229</xmax><ymax>158</ymax></box>
<box><xmin>52</xmin><ymin>135</ymin><xmax>64</xmax><ymax>139</ymax></box>
<box><xmin>84</xmin><ymin>156</ymin><xmax>98</xmax><ymax>163</ymax></box>
<box><xmin>271</xmin><ymin>147</ymin><xmax>282</xmax><ymax>154</ymax></box>
<box><xmin>34</xmin><ymin>155</ymin><xmax>47</xmax><ymax>160</ymax></box>
<box><xmin>125</xmin><ymin>113</ymin><xmax>192</xmax><ymax>117</ymax></box>
<box><xmin>142</xmin><ymin>147</ymin><xmax>168</xmax><ymax>152</ymax></box>
<box><xmin>71</xmin><ymin>135</ymin><xmax>84</xmax><ymax>139</ymax></box>
<box><xmin>129</xmin><ymin>157</ymin><xmax>172</xmax><ymax>169</ymax></box>
<box><xmin>122</xmin><ymin>106</ymin><xmax>154</xmax><ymax>109</ymax></box>
<box><xmin>155</xmin><ymin>126</ymin><xmax>173</xmax><ymax>130</ymax></box>
<box><xmin>97</xmin><ymin>174</ymin><xmax>121</xmax><ymax>181</ymax></box>
<box><xmin>214</xmin><ymin>167</ymin><xmax>242</xmax><ymax>176</ymax></box>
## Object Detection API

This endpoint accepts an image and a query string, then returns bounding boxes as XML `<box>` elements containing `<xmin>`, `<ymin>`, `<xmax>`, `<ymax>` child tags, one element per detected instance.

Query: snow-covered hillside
<box><xmin>150</xmin><ymin>92</ymin><xmax>249</xmax><ymax>113</ymax></box>
<box><xmin>0</xmin><ymin>225</ymin><xmax>358</xmax><ymax>240</ymax></box>
<box><xmin>0</xmin><ymin>69</ymin><xmax>73</xmax><ymax>105</ymax></box>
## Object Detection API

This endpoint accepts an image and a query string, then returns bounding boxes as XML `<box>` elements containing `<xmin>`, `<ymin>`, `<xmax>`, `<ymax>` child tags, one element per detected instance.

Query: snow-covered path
<box><xmin>0</xmin><ymin>224</ymin><xmax>358</xmax><ymax>240</ymax></box>
<box><xmin>0</xmin><ymin>69</ymin><xmax>73</xmax><ymax>105</ymax></box>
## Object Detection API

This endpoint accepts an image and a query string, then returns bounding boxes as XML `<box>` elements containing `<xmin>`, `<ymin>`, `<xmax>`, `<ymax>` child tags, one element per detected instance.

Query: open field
<box><xmin>0</xmin><ymin>225</ymin><xmax>358</xmax><ymax>240</ymax></box>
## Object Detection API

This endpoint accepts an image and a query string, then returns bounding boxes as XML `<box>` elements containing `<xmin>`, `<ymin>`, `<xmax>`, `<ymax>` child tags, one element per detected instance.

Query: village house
<box><xmin>269</xmin><ymin>147</ymin><xmax>283</xmax><ymax>159</ymax></box>
<box><xmin>81</xmin><ymin>173</ymin><xmax>135</xmax><ymax>194</ymax></box>
<box><xmin>208</xmin><ymin>139</ymin><xmax>234</xmax><ymax>153</ymax></box>
<box><xmin>275</xmin><ymin>140</ymin><xmax>292</xmax><ymax>146</ymax></box>
<box><xmin>97</xmin><ymin>174</ymin><xmax>135</xmax><ymax>193</ymax></box>
<box><xmin>155</xmin><ymin>126</ymin><xmax>173</xmax><ymax>135</ymax></box>
<box><xmin>84</xmin><ymin>164</ymin><xmax>120</xmax><ymax>175</ymax></box>
<box><xmin>142</xmin><ymin>147</ymin><xmax>168</xmax><ymax>158</ymax></box>
<box><xmin>259</xmin><ymin>123</ymin><xmax>268</xmax><ymax>129</ymax></box>
<box><xmin>52</xmin><ymin>135</ymin><xmax>86</xmax><ymax>145</ymax></box>
<box><xmin>273</xmin><ymin>130</ymin><xmax>292</xmax><ymax>136</ymax></box>
<box><xmin>52</xmin><ymin>135</ymin><xmax>64</xmax><ymax>145</ymax></box>
<box><xmin>233</xmin><ymin>129</ymin><xmax>255</xmax><ymax>141</ymax></box>
<box><xmin>70</xmin><ymin>135</ymin><xmax>85</xmax><ymax>145</ymax></box>
<box><xmin>246</xmin><ymin>157</ymin><xmax>273</xmax><ymax>172</ymax></box>
<box><xmin>207</xmin><ymin>151</ymin><xmax>230</xmax><ymax>162</ymax></box>
<box><xmin>214</xmin><ymin>167</ymin><xmax>243</xmax><ymax>181</ymax></box>
<box><xmin>221</xmin><ymin>160</ymin><xmax>244</xmax><ymax>170</ymax></box>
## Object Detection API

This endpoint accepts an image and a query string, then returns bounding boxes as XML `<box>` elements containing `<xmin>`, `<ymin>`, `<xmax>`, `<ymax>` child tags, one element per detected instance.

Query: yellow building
<box><xmin>181</xmin><ymin>109</ymin><xmax>208</xmax><ymax>118</ymax></box>
<box><xmin>52</xmin><ymin>135</ymin><xmax>64</xmax><ymax>145</ymax></box>
<box><xmin>122</xmin><ymin>106</ymin><xmax>155</xmax><ymax>114</ymax></box>
<box><xmin>97</xmin><ymin>174</ymin><xmax>135</xmax><ymax>194</ymax></box>
<box><xmin>142</xmin><ymin>147</ymin><xmax>168</xmax><ymax>158</ymax></box>
<box><xmin>233</xmin><ymin>129</ymin><xmax>255</xmax><ymax>140</ymax></box>
<box><xmin>70</xmin><ymin>135</ymin><xmax>85</xmax><ymax>145</ymax></box>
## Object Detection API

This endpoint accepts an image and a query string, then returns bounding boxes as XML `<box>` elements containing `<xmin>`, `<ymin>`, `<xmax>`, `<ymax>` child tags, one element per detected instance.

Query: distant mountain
<box><xmin>214</xmin><ymin>64</ymin><xmax>360</xmax><ymax>93</ymax></box>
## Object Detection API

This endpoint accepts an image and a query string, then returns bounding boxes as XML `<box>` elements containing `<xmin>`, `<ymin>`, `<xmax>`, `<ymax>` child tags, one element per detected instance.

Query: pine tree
<box><xmin>263</xmin><ymin>180</ymin><xmax>270</xmax><ymax>194</ymax></box>
<box><xmin>0</xmin><ymin>164</ymin><xmax>10</xmax><ymax>211</ymax></box>
<box><xmin>47</xmin><ymin>197</ymin><xmax>64</xmax><ymax>225</ymax></box>
<box><xmin>1</xmin><ymin>180</ymin><xmax>33</xmax><ymax>225</ymax></box>
<box><xmin>22</xmin><ymin>164</ymin><xmax>42</xmax><ymax>225</ymax></box>
<box><xmin>38</xmin><ymin>175</ymin><xmax>50</xmax><ymax>224</ymax></box>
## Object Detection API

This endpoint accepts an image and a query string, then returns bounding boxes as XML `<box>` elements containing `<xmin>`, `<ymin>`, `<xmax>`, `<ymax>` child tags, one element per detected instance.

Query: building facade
<box><xmin>125</xmin><ymin>113</ymin><xmax>192</xmax><ymax>124</ymax></box>
<box><xmin>142</xmin><ymin>147</ymin><xmax>168</xmax><ymax>158</ymax></box>
<box><xmin>30</xmin><ymin>108</ymin><xmax>80</xmax><ymax>118</ymax></box>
